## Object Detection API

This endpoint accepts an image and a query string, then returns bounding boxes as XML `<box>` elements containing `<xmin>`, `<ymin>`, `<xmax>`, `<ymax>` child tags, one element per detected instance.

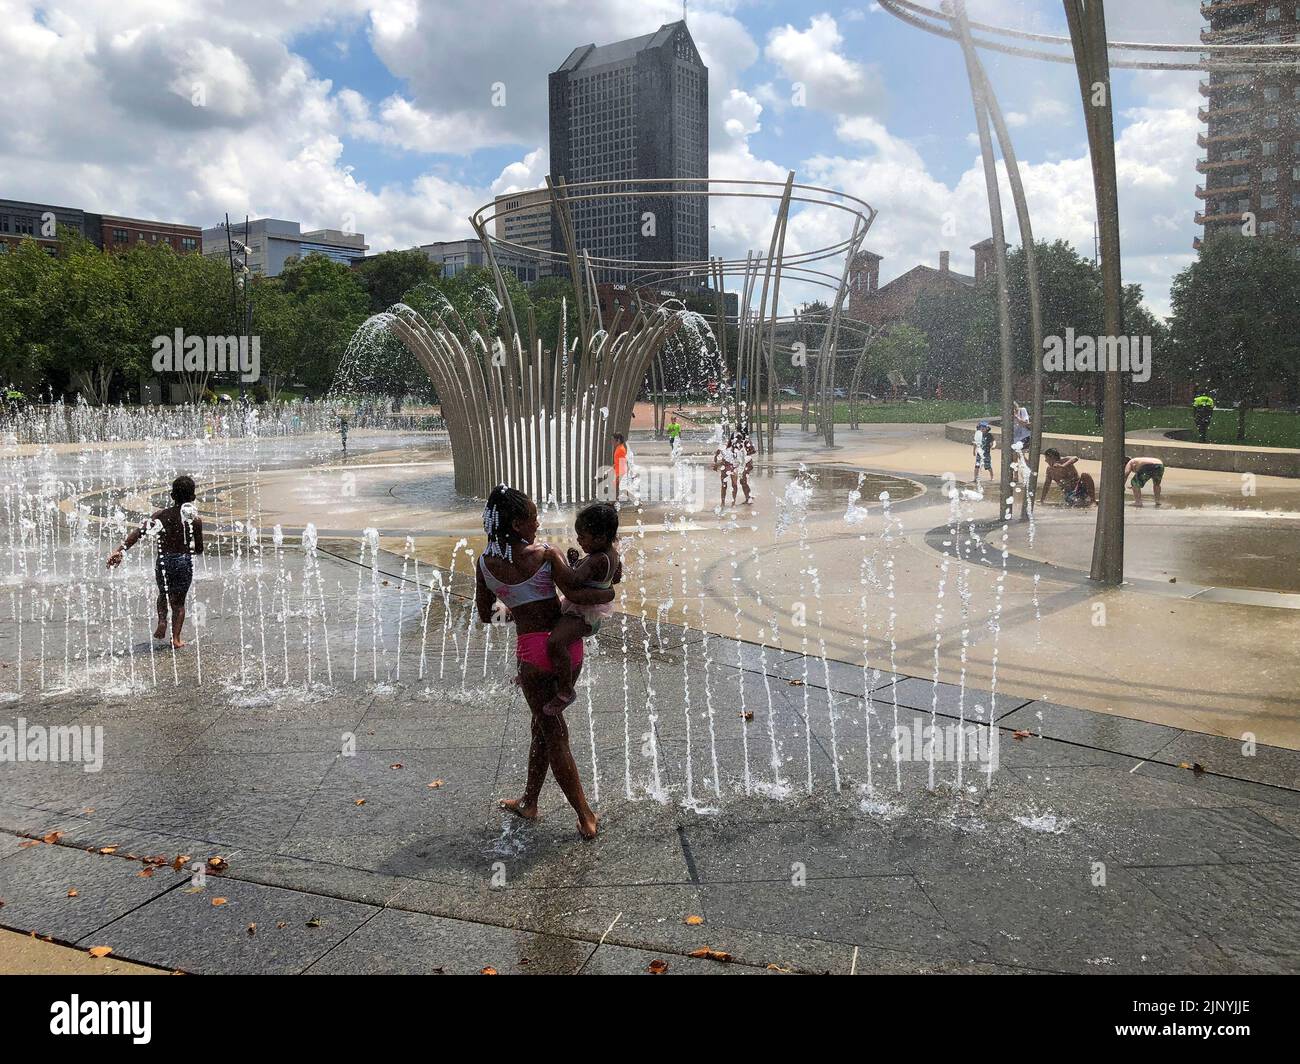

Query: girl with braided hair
<box><xmin>475</xmin><ymin>484</ymin><xmax>616</xmax><ymax>839</ymax></box>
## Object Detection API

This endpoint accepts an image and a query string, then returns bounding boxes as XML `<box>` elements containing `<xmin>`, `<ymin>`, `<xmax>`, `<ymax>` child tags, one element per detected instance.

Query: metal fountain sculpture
<box><xmin>358</xmin><ymin>176</ymin><xmax>878</xmax><ymax>503</ymax></box>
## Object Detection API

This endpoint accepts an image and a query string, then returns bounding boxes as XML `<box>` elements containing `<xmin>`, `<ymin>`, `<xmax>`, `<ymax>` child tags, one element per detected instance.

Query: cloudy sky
<box><xmin>0</xmin><ymin>0</ymin><xmax>1207</xmax><ymax>315</ymax></box>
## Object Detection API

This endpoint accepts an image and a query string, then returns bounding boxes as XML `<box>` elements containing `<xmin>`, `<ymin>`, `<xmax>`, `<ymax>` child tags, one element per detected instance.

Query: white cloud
<box><xmin>764</xmin><ymin>14</ymin><xmax>885</xmax><ymax>116</ymax></box>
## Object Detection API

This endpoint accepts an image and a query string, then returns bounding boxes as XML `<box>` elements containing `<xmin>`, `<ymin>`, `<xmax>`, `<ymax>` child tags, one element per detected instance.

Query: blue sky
<box><xmin>0</xmin><ymin>0</ymin><xmax>1208</xmax><ymax>314</ymax></box>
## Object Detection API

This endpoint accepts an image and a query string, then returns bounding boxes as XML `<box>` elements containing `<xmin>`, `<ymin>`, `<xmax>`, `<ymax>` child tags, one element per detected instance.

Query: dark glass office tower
<box><xmin>549</xmin><ymin>20</ymin><xmax>708</xmax><ymax>285</ymax></box>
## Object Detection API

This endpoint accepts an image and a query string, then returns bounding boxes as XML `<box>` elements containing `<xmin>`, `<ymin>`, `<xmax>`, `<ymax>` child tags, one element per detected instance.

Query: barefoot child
<box><xmin>1125</xmin><ymin>455</ymin><xmax>1165</xmax><ymax>507</ymax></box>
<box><xmin>1041</xmin><ymin>448</ymin><xmax>1096</xmax><ymax>507</ymax></box>
<box><xmin>475</xmin><ymin>485</ymin><xmax>614</xmax><ymax>839</ymax></box>
<box><xmin>543</xmin><ymin>503</ymin><xmax>621</xmax><ymax>715</ymax></box>
<box><xmin>106</xmin><ymin>475</ymin><xmax>204</xmax><ymax>648</ymax></box>
<box><xmin>973</xmin><ymin>421</ymin><xmax>994</xmax><ymax>484</ymax></box>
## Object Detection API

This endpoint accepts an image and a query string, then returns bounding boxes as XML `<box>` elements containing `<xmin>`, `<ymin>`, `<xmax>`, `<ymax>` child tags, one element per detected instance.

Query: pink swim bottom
<box><xmin>516</xmin><ymin>631</ymin><xmax>583</xmax><ymax>674</ymax></box>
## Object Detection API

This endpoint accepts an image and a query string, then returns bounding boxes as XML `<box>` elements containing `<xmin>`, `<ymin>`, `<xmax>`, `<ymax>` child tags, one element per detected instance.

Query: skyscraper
<box><xmin>1195</xmin><ymin>2</ymin><xmax>1300</xmax><ymax>253</ymax></box>
<box><xmin>548</xmin><ymin>20</ymin><xmax>708</xmax><ymax>285</ymax></box>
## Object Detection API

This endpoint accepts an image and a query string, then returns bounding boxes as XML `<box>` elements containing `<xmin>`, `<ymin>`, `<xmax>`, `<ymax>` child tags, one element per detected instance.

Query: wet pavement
<box><xmin>3</xmin><ymin>423</ymin><xmax>1300</xmax><ymax>973</ymax></box>
<box><xmin>2</xmin><ymin>545</ymin><xmax>1299</xmax><ymax>974</ymax></box>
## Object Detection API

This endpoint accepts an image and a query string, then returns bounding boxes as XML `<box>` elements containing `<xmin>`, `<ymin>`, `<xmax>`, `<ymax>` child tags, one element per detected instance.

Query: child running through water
<box><xmin>106</xmin><ymin>475</ymin><xmax>204</xmax><ymax>648</ymax></box>
<box><xmin>543</xmin><ymin>503</ymin><xmax>621</xmax><ymax>715</ymax></box>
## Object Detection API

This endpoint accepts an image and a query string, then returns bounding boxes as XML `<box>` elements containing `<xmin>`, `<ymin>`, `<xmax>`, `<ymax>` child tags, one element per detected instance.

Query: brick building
<box><xmin>100</xmin><ymin>215</ymin><xmax>201</xmax><ymax>254</ymax></box>
<box><xmin>848</xmin><ymin>240</ymin><xmax>1002</xmax><ymax>328</ymax></box>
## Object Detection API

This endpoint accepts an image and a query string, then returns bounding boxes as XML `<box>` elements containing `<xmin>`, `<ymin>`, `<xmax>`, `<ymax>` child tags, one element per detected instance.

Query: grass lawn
<box><xmin>748</xmin><ymin>400</ymin><xmax>1001</xmax><ymax>425</ymax></box>
<box><xmin>1042</xmin><ymin>406</ymin><xmax>1300</xmax><ymax>449</ymax></box>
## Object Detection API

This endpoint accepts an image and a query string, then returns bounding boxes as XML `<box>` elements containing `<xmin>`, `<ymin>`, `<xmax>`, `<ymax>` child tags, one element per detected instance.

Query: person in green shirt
<box><xmin>666</xmin><ymin>413</ymin><xmax>682</xmax><ymax>459</ymax></box>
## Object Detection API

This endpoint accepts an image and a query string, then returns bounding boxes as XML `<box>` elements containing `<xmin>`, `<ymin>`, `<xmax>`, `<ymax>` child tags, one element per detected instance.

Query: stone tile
<box><xmin>306</xmin><ymin>907</ymin><xmax>593</xmax><ymax>974</ymax></box>
<box><xmin>884</xmin><ymin>676</ymin><xmax>1031</xmax><ymax>721</ymax></box>
<box><xmin>917</xmin><ymin>864</ymin><xmax>1225</xmax><ymax>974</ymax></box>
<box><xmin>998</xmin><ymin>701</ymin><xmax>1183</xmax><ymax>760</ymax></box>
<box><xmin>582</xmin><ymin>942</ymin><xmax>764</xmax><ymax>975</ymax></box>
<box><xmin>0</xmin><ymin>843</ymin><xmax>181</xmax><ymax>942</ymax></box>
<box><xmin>1079</xmin><ymin>805</ymin><xmax>1300</xmax><ymax>868</ymax></box>
<box><xmin>89</xmin><ymin>877</ymin><xmax>379</xmax><ymax>974</ymax></box>
<box><xmin>700</xmin><ymin>875</ymin><xmax>968</xmax><ymax>960</ymax></box>
<box><xmin>1134</xmin><ymin>861</ymin><xmax>1300</xmax><ymax>974</ymax></box>
<box><xmin>684</xmin><ymin>816</ymin><xmax>904</xmax><ymax>882</ymax></box>
<box><xmin>769</xmin><ymin>656</ymin><xmax>902</xmax><ymax>697</ymax></box>
<box><xmin>1153</xmin><ymin>732</ymin><xmax>1300</xmax><ymax>791</ymax></box>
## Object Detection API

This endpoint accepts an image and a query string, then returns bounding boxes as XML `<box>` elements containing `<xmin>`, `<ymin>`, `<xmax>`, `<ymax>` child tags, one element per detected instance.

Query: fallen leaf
<box><xmin>42</xmin><ymin>831</ymin><xmax>63</xmax><ymax>844</ymax></box>
<box><xmin>138</xmin><ymin>867</ymin><xmax>155</xmax><ymax>878</ymax></box>
<box><xmin>82</xmin><ymin>808</ymin><xmax>94</xmax><ymax>815</ymax></box>
<box><xmin>276</xmin><ymin>921</ymin><xmax>287</xmax><ymax>930</ymax></box>
<box><xmin>684</xmin><ymin>915</ymin><xmax>704</xmax><ymax>926</ymax></box>
<box><xmin>305</xmin><ymin>916</ymin><xmax>322</xmax><ymax>928</ymax></box>
<box><xmin>19</xmin><ymin>840</ymin><xmax>40</xmax><ymax>848</ymax></box>
<box><xmin>87</xmin><ymin>946</ymin><xmax>113</xmax><ymax>959</ymax></box>
<box><xmin>172</xmin><ymin>854</ymin><xmax>190</xmax><ymax>872</ymax></box>
<box><xmin>787</xmin><ymin>679</ymin><xmax>805</xmax><ymax>687</ymax></box>
<box><xmin>766</xmin><ymin>963</ymin><xmax>794</xmax><ymax>973</ymax></box>
<box><xmin>688</xmin><ymin>948</ymin><xmax>732</xmax><ymax>963</ymax></box>
<box><xmin>1013</xmin><ymin>730</ymin><xmax>1033</xmax><ymax>741</ymax></box>
<box><xmin>67</xmin><ymin>889</ymin><xmax>79</xmax><ymax>898</ymax></box>
<box><xmin>207</xmin><ymin>856</ymin><xmax>228</xmax><ymax>872</ymax></box>
<box><xmin>99</xmin><ymin>846</ymin><xmax>117</xmax><ymax>855</ymax></box>
<box><xmin>479</xmin><ymin>967</ymin><xmax>498</xmax><ymax>975</ymax></box>
<box><xmin>211</xmin><ymin>897</ymin><xmax>228</xmax><ymax>907</ymax></box>
<box><xmin>354</xmin><ymin>798</ymin><xmax>367</xmax><ymax>806</ymax></box>
<box><xmin>1178</xmin><ymin>762</ymin><xmax>1191</xmax><ymax>770</ymax></box>
<box><xmin>181</xmin><ymin>886</ymin><xmax>204</xmax><ymax>895</ymax></box>
<box><xmin>142</xmin><ymin>855</ymin><xmax>168</xmax><ymax>866</ymax></box>
<box><xmin>389</xmin><ymin>763</ymin><xmax>403</xmax><ymax>770</ymax></box>
<box><xmin>740</xmin><ymin>711</ymin><xmax>754</xmax><ymax>722</ymax></box>
<box><xmin>647</xmin><ymin>959</ymin><xmax>669</xmax><ymax>974</ymax></box>
<box><xmin>428</xmin><ymin>779</ymin><xmax>445</xmax><ymax>789</ymax></box>
<box><xmin>247</xmin><ymin>924</ymin><xmax>257</xmax><ymax>936</ymax></box>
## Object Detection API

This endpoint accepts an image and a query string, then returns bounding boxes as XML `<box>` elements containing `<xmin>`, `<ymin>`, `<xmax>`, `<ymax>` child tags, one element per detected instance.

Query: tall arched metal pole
<box><xmin>1065</xmin><ymin>0</ymin><xmax>1125</xmax><ymax>585</ymax></box>
<box><xmin>974</xmin><ymin>62</ymin><xmax>1045</xmax><ymax>520</ymax></box>
<box><xmin>952</xmin><ymin>0</ymin><xmax>1015</xmax><ymax>511</ymax></box>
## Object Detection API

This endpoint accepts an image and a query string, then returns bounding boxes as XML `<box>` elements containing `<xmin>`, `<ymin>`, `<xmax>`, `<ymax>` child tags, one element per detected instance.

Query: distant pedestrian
<box><xmin>338</xmin><ymin>410</ymin><xmax>349</xmax><ymax>453</ymax></box>
<box><xmin>667</xmin><ymin>414</ymin><xmax>682</xmax><ymax>460</ymax></box>
<box><xmin>611</xmin><ymin>432</ymin><xmax>628</xmax><ymax>502</ymax></box>
<box><xmin>972</xmin><ymin>420</ymin><xmax>994</xmax><ymax>484</ymax></box>
<box><xmin>1013</xmin><ymin>400</ymin><xmax>1031</xmax><ymax>451</ymax></box>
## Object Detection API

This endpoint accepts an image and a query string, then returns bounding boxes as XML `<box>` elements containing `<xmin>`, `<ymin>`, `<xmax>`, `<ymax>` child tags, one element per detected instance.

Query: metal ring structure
<box><xmin>878</xmin><ymin>0</ymin><xmax>1300</xmax><ymax>71</ymax></box>
<box><xmin>368</xmin><ymin>175</ymin><xmax>879</xmax><ymax>504</ymax></box>
<box><xmin>876</xmin><ymin>0</ymin><xmax>1300</xmax><ymax>581</ymax></box>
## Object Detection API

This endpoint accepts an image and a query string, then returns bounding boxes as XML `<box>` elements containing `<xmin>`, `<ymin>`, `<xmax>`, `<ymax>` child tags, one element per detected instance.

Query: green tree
<box><xmin>353</xmin><ymin>249</ymin><xmax>441</xmax><ymax>313</ymax></box>
<box><xmin>46</xmin><ymin>240</ymin><xmax>143</xmax><ymax>404</ymax></box>
<box><xmin>1169</xmin><ymin>233</ymin><xmax>1300</xmax><ymax>439</ymax></box>
<box><xmin>278</xmin><ymin>253</ymin><xmax>371</xmax><ymax>394</ymax></box>
<box><xmin>867</xmin><ymin>322</ymin><xmax>929</xmax><ymax>396</ymax></box>
<box><xmin>0</xmin><ymin>239</ymin><xmax>60</xmax><ymax>393</ymax></box>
